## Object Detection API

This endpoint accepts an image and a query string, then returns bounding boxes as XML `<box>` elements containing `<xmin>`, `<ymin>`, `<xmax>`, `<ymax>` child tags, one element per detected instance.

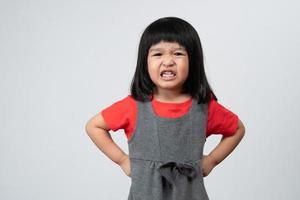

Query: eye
<box><xmin>152</xmin><ymin>53</ymin><xmax>162</xmax><ymax>56</ymax></box>
<box><xmin>174</xmin><ymin>52</ymin><xmax>185</xmax><ymax>56</ymax></box>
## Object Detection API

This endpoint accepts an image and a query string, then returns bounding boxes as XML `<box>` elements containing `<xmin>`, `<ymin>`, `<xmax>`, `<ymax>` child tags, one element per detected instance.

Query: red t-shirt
<box><xmin>100</xmin><ymin>95</ymin><xmax>239</xmax><ymax>140</ymax></box>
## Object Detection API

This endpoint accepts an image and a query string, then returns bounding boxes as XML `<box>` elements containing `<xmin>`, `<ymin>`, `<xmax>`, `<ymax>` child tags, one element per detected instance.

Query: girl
<box><xmin>86</xmin><ymin>16</ymin><xmax>245</xmax><ymax>200</ymax></box>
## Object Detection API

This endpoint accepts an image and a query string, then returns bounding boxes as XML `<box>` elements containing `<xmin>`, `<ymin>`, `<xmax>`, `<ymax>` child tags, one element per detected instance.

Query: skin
<box><xmin>85</xmin><ymin>41</ymin><xmax>245</xmax><ymax>178</ymax></box>
<box><xmin>147</xmin><ymin>41</ymin><xmax>190</xmax><ymax>103</ymax></box>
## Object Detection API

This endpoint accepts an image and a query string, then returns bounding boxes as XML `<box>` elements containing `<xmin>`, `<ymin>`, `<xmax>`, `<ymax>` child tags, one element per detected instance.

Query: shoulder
<box><xmin>102</xmin><ymin>95</ymin><xmax>136</xmax><ymax>110</ymax></box>
<box><xmin>208</xmin><ymin>98</ymin><xmax>231</xmax><ymax>113</ymax></box>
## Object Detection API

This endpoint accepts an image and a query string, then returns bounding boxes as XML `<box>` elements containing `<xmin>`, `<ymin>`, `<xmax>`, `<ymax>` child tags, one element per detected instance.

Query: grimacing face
<box><xmin>147</xmin><ymin>41</ymin><xmax>189</xmax><ymax>93</ymax></box>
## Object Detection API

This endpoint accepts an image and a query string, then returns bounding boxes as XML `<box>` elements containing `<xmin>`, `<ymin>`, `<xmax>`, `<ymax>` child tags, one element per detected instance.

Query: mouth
<box><xmin>160</xmin><ymin>70</ymin><xmax>176</xmax><ymax>81</ymax></box>
<box><xmin>160</xmin><ymin>70</ymin><xmax>176</xmax><ymax>77</ymax></box>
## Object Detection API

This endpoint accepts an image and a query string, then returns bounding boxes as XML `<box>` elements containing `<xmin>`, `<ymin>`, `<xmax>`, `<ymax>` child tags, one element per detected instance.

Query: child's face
<box><xmin>147</xmin><ymin>41</ymin><xmax>189</xmax><ymax>94</ymax></box>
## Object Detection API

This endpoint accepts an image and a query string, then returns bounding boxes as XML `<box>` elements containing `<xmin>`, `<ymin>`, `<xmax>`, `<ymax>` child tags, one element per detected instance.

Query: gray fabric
<box><xmin>127</xmin><ymin>97</ymin><xmax>209</xmax><ymax>200</ymax></box>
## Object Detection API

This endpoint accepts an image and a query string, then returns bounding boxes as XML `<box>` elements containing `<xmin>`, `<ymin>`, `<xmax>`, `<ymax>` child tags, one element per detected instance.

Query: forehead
<box><xmin>149</xmin><ymin>41</ymin><xmax>186</xmax><ymax>52</ymax></box>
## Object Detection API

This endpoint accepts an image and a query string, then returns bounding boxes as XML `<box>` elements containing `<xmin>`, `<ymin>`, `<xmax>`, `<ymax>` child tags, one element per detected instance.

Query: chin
<box><xmin>157</xmin><ymin>84</ymin><xmax>183</xmax><ymax>90</ymax></box>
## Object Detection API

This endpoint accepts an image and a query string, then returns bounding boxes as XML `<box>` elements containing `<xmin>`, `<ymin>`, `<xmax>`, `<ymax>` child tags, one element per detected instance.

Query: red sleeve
<box><xmin>100</xmin><ymin>95</ymin><xmax>133</xmax><ymax>132</ymax></box>
<box><xmin>206</xmin><ymin>98</ymin><xmax>239</xmax><ymax>137</ymax></box>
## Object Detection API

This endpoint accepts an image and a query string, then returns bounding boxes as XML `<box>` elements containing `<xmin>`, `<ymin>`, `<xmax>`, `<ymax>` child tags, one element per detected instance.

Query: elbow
<box><xmin>238</xmin><ymin>119</ymin><xmax>246</xmax><ymax>136</ymax></box>
<box><xmin>85</xmin><ymin>122</ymin><xmax>90</xmax><ymax>135</ymax></box>
<box><xmin>85</xmin><ymin>120</ymin><xmax>94</xmax><ymax>136</ymax></box>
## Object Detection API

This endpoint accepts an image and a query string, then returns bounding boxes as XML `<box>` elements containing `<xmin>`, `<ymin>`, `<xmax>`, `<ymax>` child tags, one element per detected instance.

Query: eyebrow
<box><xmin>149</xmin><ymin>47</ymin><xmax>186</xmax><ymax>52</ymax></box>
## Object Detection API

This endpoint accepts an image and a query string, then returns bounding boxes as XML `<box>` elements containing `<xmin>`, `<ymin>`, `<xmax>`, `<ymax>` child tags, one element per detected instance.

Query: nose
<box><xmin>162</xmin><ymin>56</ymin><xmax>175</xmax><ymax>67</ymax></box>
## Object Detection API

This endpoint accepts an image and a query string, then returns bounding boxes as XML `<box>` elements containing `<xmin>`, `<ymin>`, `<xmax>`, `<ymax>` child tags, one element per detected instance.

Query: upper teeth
<box><xmin>162</xmin><ymin>71</ymin><xmax>175</xmax><ymax>75</ymax></box>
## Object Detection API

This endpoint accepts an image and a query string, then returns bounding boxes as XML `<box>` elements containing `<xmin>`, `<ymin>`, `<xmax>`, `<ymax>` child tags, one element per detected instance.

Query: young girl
<box><xmin>86</xmin><ymin>16</ymin><xmax>245</xmax><ymax>200</ymax></box>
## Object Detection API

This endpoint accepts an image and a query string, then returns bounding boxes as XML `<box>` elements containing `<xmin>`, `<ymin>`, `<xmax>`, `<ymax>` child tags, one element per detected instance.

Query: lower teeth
<box><xmin>162</xmin><ymin>74</ymin><xmax>175</xmax><ymax>77</ymax></box>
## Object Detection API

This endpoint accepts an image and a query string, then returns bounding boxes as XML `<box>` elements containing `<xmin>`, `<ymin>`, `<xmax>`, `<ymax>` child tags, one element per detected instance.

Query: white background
<box><xmin>1</xmin><ymin>0</ymin><xmax>299</xmax><ymax>199</ymax></box>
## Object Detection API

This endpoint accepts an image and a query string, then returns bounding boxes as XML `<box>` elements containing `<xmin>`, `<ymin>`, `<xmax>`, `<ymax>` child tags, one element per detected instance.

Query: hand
<box><xmin>201</xmin><ymin>154</ymin><xmax>217</xmax><ymax>177</ymax></box>
<box><xmin>118</xmin><ymin>154</ymin><xmax>131</xmax><ymax>177</ymax></box>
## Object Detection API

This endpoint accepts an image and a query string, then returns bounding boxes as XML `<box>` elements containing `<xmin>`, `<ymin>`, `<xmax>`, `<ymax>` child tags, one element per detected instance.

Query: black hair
<box><xmin>130</xmin><ymin>16</ymin><xmax>218</xmax><ymax>104</ymax></box>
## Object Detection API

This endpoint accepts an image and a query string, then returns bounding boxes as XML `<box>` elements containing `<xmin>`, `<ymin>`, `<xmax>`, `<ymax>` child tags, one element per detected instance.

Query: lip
<box><xmin>160</xmin><ymin>72</ymin><xmax>176</xmax><ymax>81</ymax></box>
<box><xmin>160</xmin><ymin>69</ymin><xmax>177</xmax><ymax>76</ymax></box>
<box><xmin>161</xmin><ymin>75</ymin><xmax>176</xmax><ymax>81</ymax></box>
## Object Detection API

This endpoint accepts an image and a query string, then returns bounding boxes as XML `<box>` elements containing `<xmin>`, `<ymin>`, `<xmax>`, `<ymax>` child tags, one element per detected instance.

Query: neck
<box><xmin>153</xmin><ymin>87</ymin><xmax>191</xmax><ymax>103</ymax></box>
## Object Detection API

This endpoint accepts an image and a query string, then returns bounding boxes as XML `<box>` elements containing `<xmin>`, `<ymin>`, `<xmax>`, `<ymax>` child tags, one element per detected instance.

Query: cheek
<box><xmin>147</xmin><ymin>60</ymin><xmax>160</xmax><ymax>76</ymax></box>
<box><xmin>178</xmin><ymin>64</ymin><xmax>189</xmax><ymax>77</ymax></box>
<box><xmin>147</xmin><ymin>64</ymin><xmax>159</xmax><ymax>80</ymax></box>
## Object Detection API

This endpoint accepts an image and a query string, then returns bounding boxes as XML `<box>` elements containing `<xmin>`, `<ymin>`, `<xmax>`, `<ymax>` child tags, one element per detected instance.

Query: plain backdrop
<box><xmin>1</xmin><ymin>0</ymin><xmax>299</xmax><ymax>199</ymax></box>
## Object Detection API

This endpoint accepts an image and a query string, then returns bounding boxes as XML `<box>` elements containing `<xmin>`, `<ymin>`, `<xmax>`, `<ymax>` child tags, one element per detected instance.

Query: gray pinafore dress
<box><xmin>127</xmin><ymin>97</ymin><xmax>209</xmax><ymax>200</ymax></box>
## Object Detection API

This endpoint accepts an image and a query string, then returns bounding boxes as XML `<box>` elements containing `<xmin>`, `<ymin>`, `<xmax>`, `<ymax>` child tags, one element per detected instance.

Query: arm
<box><xmin>202</xmin><ymin>119</ymin><xmax>245</xmax><ymax>176</ymax></box>
<box><xmin>85</xmin><ymin>113</ymin><xmax>128</xmax><ymax>166</ymax></box>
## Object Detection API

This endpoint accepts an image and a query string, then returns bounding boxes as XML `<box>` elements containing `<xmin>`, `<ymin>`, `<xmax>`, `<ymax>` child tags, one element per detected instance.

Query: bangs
<box><xmin>141</xmin><ymin>18</ymin><xmax>193</xmax><ymax>55</ymax></box>
<box><xmin>145</xmin><ymin>30</ymin><xmax>189</xmax><ymax>50</ymax></box>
